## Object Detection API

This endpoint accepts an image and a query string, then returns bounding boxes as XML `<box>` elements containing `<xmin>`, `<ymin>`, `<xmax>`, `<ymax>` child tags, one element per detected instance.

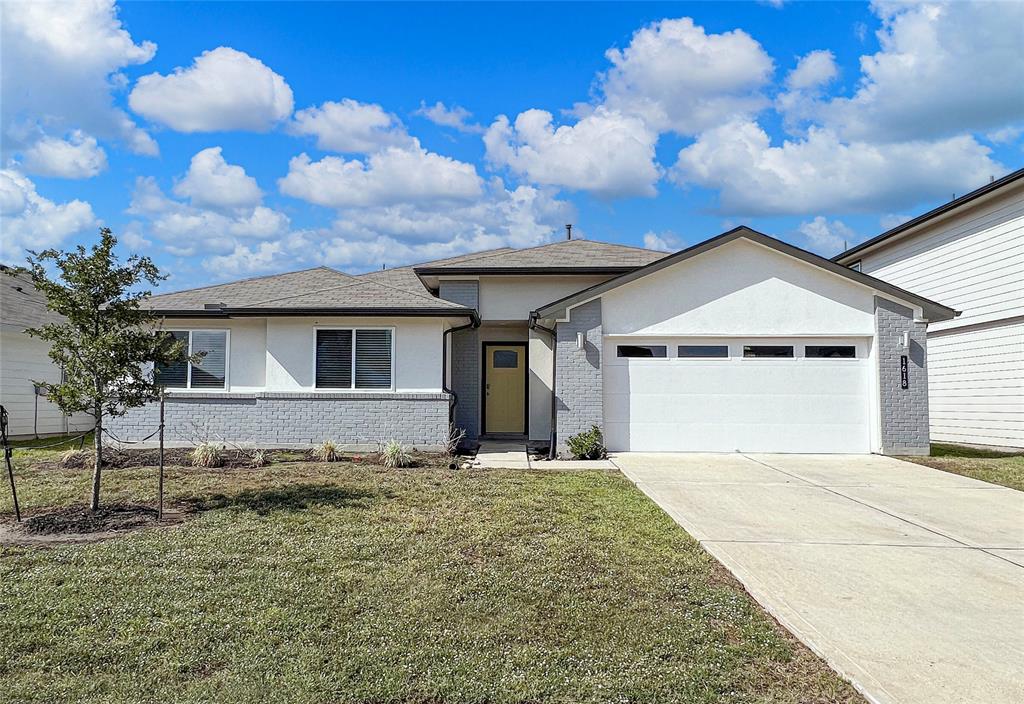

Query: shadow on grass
<box><xmin>182</xmin><ymin>483</ymin><xmax>380</xmax><ymax>516</ymax></box>
<box><xmin>931</xmin><ymin>443</ymin><xmax>1024</xmax><ymax>459</ymax></box>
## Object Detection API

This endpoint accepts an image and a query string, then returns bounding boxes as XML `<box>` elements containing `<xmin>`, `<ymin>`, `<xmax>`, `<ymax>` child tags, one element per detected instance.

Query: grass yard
<box><xmin>0</xmin><ymin>450</ymin><xmax>861</xmax><ymax>703</ymax></box>
<box><xmin>903</xmin><ymin>443</ymin><xmax>1024</xmax><ymax>491</ymax></box>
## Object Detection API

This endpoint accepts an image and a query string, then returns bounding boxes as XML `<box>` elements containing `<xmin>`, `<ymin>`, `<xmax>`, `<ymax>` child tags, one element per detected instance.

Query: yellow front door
<box><xmin>485</xmin><ymin>344</ymin><xmax>526</xmax><ymax>434</ymax></box>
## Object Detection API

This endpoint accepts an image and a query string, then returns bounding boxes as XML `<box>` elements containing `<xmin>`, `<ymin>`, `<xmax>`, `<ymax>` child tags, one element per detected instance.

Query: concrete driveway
<box><xmin>613</xmin><ymin>452</ymin><xmax>1024</xmax><ymax>704</ymax></box>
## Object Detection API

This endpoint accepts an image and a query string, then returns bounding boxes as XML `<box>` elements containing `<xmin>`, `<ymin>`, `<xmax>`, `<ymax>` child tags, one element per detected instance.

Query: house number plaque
<box><xmin>900</xmin><ymin>355</ymin><xmax>909</xmax><ymax>390</ymax></box>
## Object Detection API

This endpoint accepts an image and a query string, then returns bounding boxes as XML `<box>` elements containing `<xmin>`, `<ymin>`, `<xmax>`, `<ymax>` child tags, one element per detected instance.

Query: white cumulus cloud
<box><xmin>785</xmin><ymin>50</ymin><xmax>837</xmax><ymax>91</ymax></box>
<box><xmin>819</xmin><ymin>2</ymin><xmax>1024</xmax><ymax>142</ymax></box>
<box><xmin>414</xmin><ymin>101</ymin><xmax>483</xmax><ymax>133</ymax></box>
<box><xmin>484</xmin><ymin>108</ymin><xmax>660</xmax><ymax>198</ymax></box>
<box><xmin>129</xmin><ymin>47</ymin><xmax>294</xmax><ymax>132</ymax></box>
<box><xmin>0</xmin><ymin>0</ymin><xmax>158</xmax><ymax>155</ymax></box>
<box><xmin>279</xmin><ymin>144</ymin><xmax>483</xmax><ymax>208</ymax></box>
<box><xmin>21</xmin><ymin>131</ymin><xmax>108</xmax><ymax>179</ymax></box>
<box><xmin>672</xmin><ymin>119</ymin><xmax>1004</xmax><ymax>215</ymax></box>
<box><xmin>797</xmin><ymin>216</ymin><xmax>857</xmax><ymax>255</ymax></box>
<box><xmin>0</xmin><ymin>169</ymin><xmax>98</xmax><ymax>262</ymax></box>
<box><xmin>642</xmin><ymin>230</ymin><xmax>684</xmax><ymax>252</ymax></box>
<box><xmin>599</xmin><ymin>17</ymin><xmax>774</xmax><ymax>135</ymax></box>
<box><xmin>173</xmin><ymin>147</ymin><xmax>263</xmax><ymax>210</ymax></box>
<box><xmin>290</xmin><ymin>99</ymin><xmax>413</xmax><ymax>153</ymax></box>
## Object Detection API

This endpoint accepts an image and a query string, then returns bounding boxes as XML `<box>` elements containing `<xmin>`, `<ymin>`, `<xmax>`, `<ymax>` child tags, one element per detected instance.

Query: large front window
<box><xmin>155</xmin><ymin>330</ymin><xmax>228</xmax><ymax>389</ymax></box>
<box><xmin>316</xmin><ymin>328</ymin><xmax>393</xmax><ymax>389</ymax></box>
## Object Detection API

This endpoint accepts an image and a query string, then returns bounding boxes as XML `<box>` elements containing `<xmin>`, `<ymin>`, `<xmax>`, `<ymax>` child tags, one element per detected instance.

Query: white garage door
<box><xmin>603</xmin><ymin>338</ymin><xmax>872</xmax><ymax>453</ymax></box>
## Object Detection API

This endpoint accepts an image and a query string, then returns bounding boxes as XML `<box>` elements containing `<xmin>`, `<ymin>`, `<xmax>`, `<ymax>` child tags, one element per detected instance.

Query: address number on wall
<box><xmin>900</xmin><ymin>355</ymin><xmax>909</xmax><ymax>390</ymax></box>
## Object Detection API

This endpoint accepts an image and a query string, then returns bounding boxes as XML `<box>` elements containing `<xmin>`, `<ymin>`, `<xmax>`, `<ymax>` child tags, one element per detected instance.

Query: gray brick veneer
<box><xmin>875</xmin><ymin>296</ymin><xmax>930</xmax><ymax>456</ymax></box>
<box><xmin>439</xmin><ymin>280</ymin><xmax>480</xmax><ymax>440</ymax></box>
<box><xmin>554</xmin><ymin>299</ymin><xmax>603</xmax><ymax>456</ymax></box>
<box><xmin>105</xmin><ymin>392</ymin><xmax>450</xmax><ymax>450</ymax></box>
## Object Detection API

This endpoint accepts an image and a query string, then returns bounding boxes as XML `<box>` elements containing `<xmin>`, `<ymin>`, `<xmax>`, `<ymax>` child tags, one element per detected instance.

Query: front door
<box><xmin>484</xmin><ymin>343</ymin><xmax>526</xmax><ymax>434</ymax></box>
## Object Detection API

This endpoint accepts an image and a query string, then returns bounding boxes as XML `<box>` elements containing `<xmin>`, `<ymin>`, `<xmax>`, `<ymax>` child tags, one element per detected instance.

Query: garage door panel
<box><xmin>603</xmin><ymin>338</ymin><xmax>871</xmax><ymax>453</ymax></box>
<box><xmin>605</xmin><ymin>392</ymin><xmax>869</xmax><ymax>426</ymax></box>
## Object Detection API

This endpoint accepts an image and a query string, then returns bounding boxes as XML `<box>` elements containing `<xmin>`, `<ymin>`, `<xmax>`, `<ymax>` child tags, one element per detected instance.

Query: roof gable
<box><xmin>534</xmin><ymin>227</ymin><xmax>958</xmax><ymax>322</ymax></box>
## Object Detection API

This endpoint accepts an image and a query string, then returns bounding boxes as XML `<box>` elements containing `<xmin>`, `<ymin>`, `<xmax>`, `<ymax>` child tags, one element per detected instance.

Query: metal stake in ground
<box><xmin>158</xmin><ymin>391</ymin><xmax>165</xmax><ymax>521</ymax></box>
<box><xmin>0</xmin><ymin>405</ymin><xmax>21</xmax><ymax>522</ymax></box>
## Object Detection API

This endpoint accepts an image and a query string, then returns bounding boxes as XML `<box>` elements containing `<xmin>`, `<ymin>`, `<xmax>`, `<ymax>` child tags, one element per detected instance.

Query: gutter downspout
<box><xmin>529</xmin><ymin>312</ymin><xmax>557</xmax><ymax>460</ymax></box>
<box><xmin>442</xmin><ymin>313</ymin><xmax>480</xmax><ymax>427</ymax></box>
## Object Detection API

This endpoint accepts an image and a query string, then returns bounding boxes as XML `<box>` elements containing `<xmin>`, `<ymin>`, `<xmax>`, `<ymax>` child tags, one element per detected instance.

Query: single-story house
<box><xmin>0</xmin><ymin>265</ymin><xmax>94</xmax><ymax>439</ymax></box>
<box><xmin>834</xmin><ymin>168</ymin><xmax>1023</xmax><ymax>449</ymax></box>
<box><xmin>108</xmin><ymin>227</ymin><xmax>956</xmax><ymax>456</ymax></box>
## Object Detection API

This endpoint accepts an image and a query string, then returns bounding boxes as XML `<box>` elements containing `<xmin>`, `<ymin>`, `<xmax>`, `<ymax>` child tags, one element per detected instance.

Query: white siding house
<box><xmin>0</xmin><ymin>266</ymin><xmax>93</xmax><ymax>439</ymax></box>
<box><xmin>835</xmin><ymin>170</ymin><xmax>1024</xmax><ymax>448</ymax></box>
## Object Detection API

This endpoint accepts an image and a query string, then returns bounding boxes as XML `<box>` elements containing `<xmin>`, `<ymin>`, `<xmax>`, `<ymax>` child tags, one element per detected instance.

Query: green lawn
<box><xmin>0</xmin><ymin>455</ymin><xmax>860</xmax><ymax>703</ymax></box>
<box><xmin>903</xmin><ymin>443</ymin><xmax>1024</xmax><ymax>491</ymax></box>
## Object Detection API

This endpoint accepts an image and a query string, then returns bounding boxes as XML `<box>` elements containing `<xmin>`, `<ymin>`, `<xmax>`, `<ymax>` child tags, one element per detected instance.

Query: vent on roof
<box><xmin>203</xmin><ymin>303</ymin><xmax>225</xmax><ymax>310</ymax></box>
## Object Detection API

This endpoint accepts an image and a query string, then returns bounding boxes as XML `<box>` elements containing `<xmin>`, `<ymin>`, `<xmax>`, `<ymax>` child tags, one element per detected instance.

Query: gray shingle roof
<box><xmin>357</xmin><ymin>248</ymin><xmax>516</xmax><ymax>293</ymax></box>
<box><xmin>413</xmin><ymin>239</ymin><xmax>666</xmax><ymax>272</ymax></box>
<box><xmin>141</xmin><ymin>266</ymin><xmax>471</xmax><ymax>316</ymax></box>
<box><xmin>0</xmin><ymin>265</ymin><xmax>63</xmax><ymax>330</ymax></box>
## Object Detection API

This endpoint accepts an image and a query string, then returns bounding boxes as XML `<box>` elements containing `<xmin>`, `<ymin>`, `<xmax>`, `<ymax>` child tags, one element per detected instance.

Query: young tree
<box><xmin>24</xmin><ymin>228</ymin><xmax>188</xmax><ymax>510</ymax></box>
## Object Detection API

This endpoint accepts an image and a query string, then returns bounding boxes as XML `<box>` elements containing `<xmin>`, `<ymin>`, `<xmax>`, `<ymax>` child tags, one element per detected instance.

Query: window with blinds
<box><xmin>316</xmin><ymin>328</ymin><xmax>393</xmax><ymax>389</ymax></box>
<box><xmin>155</xmin><ymin>330</ymin><xmax>228</xmax><ymax>389</ymax></box>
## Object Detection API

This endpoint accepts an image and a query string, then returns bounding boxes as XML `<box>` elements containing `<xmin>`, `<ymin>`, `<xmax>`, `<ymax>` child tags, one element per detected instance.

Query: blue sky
<box><xmin>2</xmin><ymin>1</ymin><xmax>1021</xmax><ymax>291</ymax></box>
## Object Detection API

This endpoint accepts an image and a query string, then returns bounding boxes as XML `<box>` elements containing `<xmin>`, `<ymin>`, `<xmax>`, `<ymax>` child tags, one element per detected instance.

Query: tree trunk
<box><xmin>91</xmin><ymin>407</ymin><xmax>102</xmax><ymax>511</ymax></box>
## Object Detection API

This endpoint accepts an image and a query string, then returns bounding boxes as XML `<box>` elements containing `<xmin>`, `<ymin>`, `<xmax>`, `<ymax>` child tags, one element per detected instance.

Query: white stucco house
<box><xmin>107</xmin><ymin>228</ymin><xmax>956</xmax><ymax>456</ymax></box>
<box><xmin>0</xmin><ymin>266</ymin><xmax>93</xmax><ymax>439</ymax></box>
<box><xmin>835</xmin><ymin>168</ymin><xmax>1023</xmax><ymax>449</ymax></box>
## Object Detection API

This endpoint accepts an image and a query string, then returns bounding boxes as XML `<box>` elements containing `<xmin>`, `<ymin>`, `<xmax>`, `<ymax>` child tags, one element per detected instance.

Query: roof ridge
<box><xmin>412</xmin><ymin>238</ymin><xmax>661</xmax><ymax>269</ymax></box>
<box><xmin>240</xmin><ymin>278</ymin><xmax>365</xmax><ymax>307</ymax></box>
<box><xmin>399</xmin><ymin>246</ymin><xmax>517</xmax><ymax>271</ymax></box>
<box><xmin>149</xmin><ymin>266</ymin><xmax>349</xmax><ymax>300</ymax></box>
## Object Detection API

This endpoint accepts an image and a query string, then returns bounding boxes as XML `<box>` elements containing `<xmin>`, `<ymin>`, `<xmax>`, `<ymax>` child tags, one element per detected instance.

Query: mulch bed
<box><xmin>22</xmin><ymin>504</ymin><xmax>160</xmax><ymax>535</ymax></box>
<box><xmin>41</xmin><ymin>447</ymin><xmax>458</xmax><ymax>471</ymax></box>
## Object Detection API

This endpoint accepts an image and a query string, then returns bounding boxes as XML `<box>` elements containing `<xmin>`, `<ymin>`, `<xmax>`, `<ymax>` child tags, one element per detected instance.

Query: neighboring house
<box><xmin>0</xmin><ymin>266</ymin><xmax>93</xmax><ymax>439</ymax></box>
<box><xmin>107</xmin><ymin>229</ymin><xmax>955</xmax><ymax>456</ymax></box>
<box><xmin>835</xmin><ymin>169</ymin><xmax>1024</xmax><ymax>449</ymax></box>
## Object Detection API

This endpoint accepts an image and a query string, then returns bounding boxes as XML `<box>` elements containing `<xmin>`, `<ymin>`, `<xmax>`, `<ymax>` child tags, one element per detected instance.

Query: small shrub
<box><xmin>190</xmin><ymin>442</ymin><xmax>222</xmax><ymax>468</ymax></box>
<box><xmin>566</xmin><ymin>425</ymin><xmax>606</xmax><ymax>460</ymax></box>
<box><xmin>380</xmin><ymin>440</ymin><xmax>413</xmax><ymax>468</ymax></box>
<box><xmin>444</xmin><ymin>424</ymin><xmax>467</xmax><ymax>457</ymax></box>
<box><xmin>248</xmin><ymin>449</ymin><xmax>269</xmax><ymax>468</ymax></box>
<box><xmin>312</xmin><ymin>440</ymin><xmax>341</xmax><ymax>463</ymax></box>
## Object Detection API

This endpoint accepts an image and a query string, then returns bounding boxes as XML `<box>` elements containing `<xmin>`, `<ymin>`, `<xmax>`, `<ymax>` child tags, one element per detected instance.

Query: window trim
<box><xmin>313</xmin><ymin>326</ymin><xmax>396</xmax><ymax>392</ymax></box>
<box><xmin>158</xmin><ymin>329</ymin><xmax>230</xmax><ymax>391</ymax></box>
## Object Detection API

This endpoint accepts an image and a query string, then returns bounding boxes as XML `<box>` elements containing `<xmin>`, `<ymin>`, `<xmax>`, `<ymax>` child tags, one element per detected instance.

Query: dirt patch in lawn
<box><xmin>1</xmin><ymin>503</ymin><xmax>187</xmax><ymax>547</ymax></box>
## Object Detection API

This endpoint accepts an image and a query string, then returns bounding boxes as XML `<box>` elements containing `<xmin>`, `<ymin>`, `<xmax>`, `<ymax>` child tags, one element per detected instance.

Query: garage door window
<box><xmin>617</xmin><ymin>345</ymin><xmax>667</xmax><ymax>358</ymax></box>
<box><xmin>743</xmin><ymin>345</ymin><xmax>793</xmax><ymax>358</ymax></box>
<box><xmin>805</xmin><ymin>345</ymin><xmax>856</xmax><ymax>358</ymax></box>
<box><xmin>678</xmin><ymin>345</ymin><xmax>729</xmax><ymax>358</ymax></box>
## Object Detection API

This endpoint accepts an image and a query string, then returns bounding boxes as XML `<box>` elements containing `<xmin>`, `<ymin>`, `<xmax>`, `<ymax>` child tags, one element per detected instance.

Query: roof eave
<box><xmin>833</xmin><ymin>167</ymin><xmax>1024</xmax><ymax>263</ymax></box>
<box><xmin>413</xmin><ymin>266</ymin><xmax>641</xmax><ymax>276</ymax></box>
<box><xmin>150</xmin><ymin>306</ymin><xmax>479</xmax><ymax>324</ymax></box>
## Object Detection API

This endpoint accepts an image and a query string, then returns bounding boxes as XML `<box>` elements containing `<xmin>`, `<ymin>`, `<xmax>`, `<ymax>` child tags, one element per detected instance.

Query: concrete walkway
<box><xmin>613</xmin><ymin>452</ymin><xmax>1024</xmax><ymax>704</ymax></box>
<box><xmin>472</xmin><ymin>441</ymin><xmax>617</xmax><ymax>470</ymax></box>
